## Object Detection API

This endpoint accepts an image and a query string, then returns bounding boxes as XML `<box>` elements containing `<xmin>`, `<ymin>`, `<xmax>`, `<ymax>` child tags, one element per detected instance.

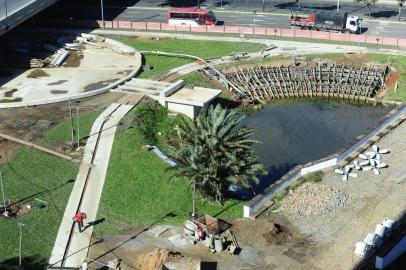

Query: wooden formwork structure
<box><xmin>224</xmin><ymin>63</ymin><xmax>388</xmax><ymax>104</ymax></box>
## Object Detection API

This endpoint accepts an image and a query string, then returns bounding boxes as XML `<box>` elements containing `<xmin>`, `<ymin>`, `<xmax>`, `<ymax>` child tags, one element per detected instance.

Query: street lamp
<box><xmin>0</xmin><ymin>155</ymin><xmax>7</xmax><ymax>217</ymax></box>
<box><xmin>263</xmin><ymin>0</ymin><xmax>266</xmax><ymax>12</ymax></box>
<box><xmin>100</xmin><ymin>0</ymin><xmax>105</xmax><ymax>28</ymax></box>
<box><xmin>4</xmin><ymin>0</ymin><xmax>9</xmax><ymax>29</ymax></box>
<box><xmin>253</xmin><ymin>11</ymin><xmax>257</xmax><ymax>37</ymax></box>
<box><xmin>337</xmin><ymin>0</ymin><xmax>340</xmax><ymax>12</ymax></box>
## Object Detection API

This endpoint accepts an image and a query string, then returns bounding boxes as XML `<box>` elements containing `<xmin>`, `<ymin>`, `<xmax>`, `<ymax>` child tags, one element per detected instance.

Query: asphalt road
<box><xmin>42</xmin><ymin>3</ymin><xmax>406</xmax><ymax>38</ymax></box>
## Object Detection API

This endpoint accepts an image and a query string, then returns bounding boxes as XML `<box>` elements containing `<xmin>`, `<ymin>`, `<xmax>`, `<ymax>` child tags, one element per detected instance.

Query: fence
<box><xmin>35</xmin><ymin>19</ymin><xmax>406</xmax><ymax>48</ymax></box>
<box><xmin>244</xmin><ymin>104</ymin><xmax>406</xmax><ymax>218</ymax></box>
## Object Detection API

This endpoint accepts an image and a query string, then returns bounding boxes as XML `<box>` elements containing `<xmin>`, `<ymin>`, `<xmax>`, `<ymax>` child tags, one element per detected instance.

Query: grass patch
<box><xmin>112</xmin><ymin>36</ymin><xmax>264</xmax><ymax>78</ymax></box>
<box><xmin>95</xmin><ymin>100</ymin><xmax>242</xmax><ymax>235</ymax></box>
<box><xmin>366</xmin><ymin>54</ymin><xmax>406</xmax><ymax>102</ymax></box>
<box><xmin>44</xmin><ymin>108</ymin><xmax>104</xmax><ymax>144</ymax></box>
<box><xmin>181</xmin><ymin>71</ymin><xmax>218</xmax><ymax>88</ymax></box>
<box><xmin>0</xmin><ymin>148</ymin><xmax>78</xmax><ymax>268</ymax></box>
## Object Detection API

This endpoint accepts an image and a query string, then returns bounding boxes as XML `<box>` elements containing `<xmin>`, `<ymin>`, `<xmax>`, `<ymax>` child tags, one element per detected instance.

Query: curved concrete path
<box><xmin>48</xmin><ymin>94</ymin><xmax>144</xmax><ymax>268</ymax></box>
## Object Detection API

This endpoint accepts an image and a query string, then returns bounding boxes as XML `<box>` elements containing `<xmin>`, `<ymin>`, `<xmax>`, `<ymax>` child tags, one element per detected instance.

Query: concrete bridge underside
<box><xmin>0</xmin><ymin>0</ymin><xmax>58</xmax><ymax>36</ymax></box>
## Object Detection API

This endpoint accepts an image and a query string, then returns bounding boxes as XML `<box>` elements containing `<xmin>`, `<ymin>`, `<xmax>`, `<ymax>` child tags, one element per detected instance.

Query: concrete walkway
<box><xmin>48</xmin><ymin>94</ymin><xmax>143</xmax><ymax>268</ymax></box>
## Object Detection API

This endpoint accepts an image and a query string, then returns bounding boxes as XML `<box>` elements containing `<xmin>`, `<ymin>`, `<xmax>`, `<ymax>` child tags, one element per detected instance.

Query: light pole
<box><xmin>253</xmin><ymin>11</ymin><xmax>257</xmax><ymax>37</ymax></box>
<box><xmin>263</xmin><ymin>0</ymin><xmax>266</xmax><ymax>12</ymax></box>
<box><xmin>76</xmin><ymin>101</ymin><xmax>80</xmax><ymax>149</ymax></box>
<box><xmin>337</xmin><ymin>0</ymin><xmax>340</xmax><ymax>12</ymax></box>
<box><xmin>100</xmin><ymin>0</ymin><xmax>105</xmax><ymax>28</ymax></box>
<box><xmin>0</xmin><ymin>155</ymin><xmax>7</xmax><ymax>216</ymax></box>
<box><xmin>18</xmin><ymin>223</ymin><xmax>25</xmax><ymax>267</ymax></box>
<box><xmin>4</xmin><ymin>0</ymin><xmax>8</xmax><ymax>29</ymax></box>
<box><xmin>68</xmin><ymin>99</ymin><xmax>74</xmax><ymax>144</ymax></box>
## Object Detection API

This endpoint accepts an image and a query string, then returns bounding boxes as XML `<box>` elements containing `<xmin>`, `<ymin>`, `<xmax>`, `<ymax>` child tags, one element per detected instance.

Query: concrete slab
<box><xmin>165</xmin><ymin>87</ymin><xmax>221</xmax><ymax>107</ymax></box>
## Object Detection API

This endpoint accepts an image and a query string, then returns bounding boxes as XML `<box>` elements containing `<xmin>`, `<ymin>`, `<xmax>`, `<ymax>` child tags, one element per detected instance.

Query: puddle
<box><xmin>27</xmin><ymin>69</ymin><xmax>49</xmax><ymax>78</ymax></box>
<box><xmin>4</xmin><ymin>89</ymin><xmax>18</xmax><ymax>97</ymax></box>
<box><xmin>0</xmin><ymin>97</ymin><xmax>23</xmax><ymax>103</ymax></box>
<box><xmin>116</xmin><ymin>70</ymin><xmax>132</xmax><ymax>75</ymax></box>
<box><xmin>84</xmin><ymin>78</ymin><xmax>118</xmax><ymax>92</ymax></box>
<box><xmin>63</xmin><ymin>51</ymin><xmax>84</xmax><ymax>68</ymax></box>
<box><xmin>48</xmin><ymin>80</ymin><xmax>68</xmax><ymax>86</ymax></box>
<box><xmin>51</xmin><ymin>90</ymin><xmax>68</xmax><ymax>94</ymax></box>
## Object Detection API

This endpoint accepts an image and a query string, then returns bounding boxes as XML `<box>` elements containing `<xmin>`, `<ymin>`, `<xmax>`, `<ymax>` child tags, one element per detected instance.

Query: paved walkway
<box><xmin>48</xmin><ymin>94</ymin><xmax>143</xmax><ymax>268</ymax></box>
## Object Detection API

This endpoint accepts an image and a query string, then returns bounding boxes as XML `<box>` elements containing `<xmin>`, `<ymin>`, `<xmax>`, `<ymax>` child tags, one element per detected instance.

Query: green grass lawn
<box><xmin>181</xmin><ymin>71</ymin><xmax>219</xmax><ymax>88</ymax></box>
<box><xmin>95</xmin><ymin>101</ymin><xmax>242</xmax><ymax>235</ymax></box>
<box><xmin>0</xmin><ymin>148</ymin><xmax>78</xmax><ymax>269</ymax></box>
<box><xmin>44</xmin><ymin>108</ymin><xmax>104</xmax><ymax>145</ymax></box>
<box><xmin>113</xmin><ymin>36</ymin><xmax>264</xmax><ymax>78</ymax></box>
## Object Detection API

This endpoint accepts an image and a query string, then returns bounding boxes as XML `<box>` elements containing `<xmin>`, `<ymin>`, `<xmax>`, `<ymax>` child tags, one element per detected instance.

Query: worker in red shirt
<box><xmin>73</xmin><ymin>211</ymin><xmax>87</xmax><ymax>233</ymax></box>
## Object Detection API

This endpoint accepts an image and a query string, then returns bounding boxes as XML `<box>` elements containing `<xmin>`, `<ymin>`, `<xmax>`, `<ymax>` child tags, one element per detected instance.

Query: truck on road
<box><xmin>289</xmin><ymin>8</ymin><xmax>361</xmax><ymax>34</ymax></box>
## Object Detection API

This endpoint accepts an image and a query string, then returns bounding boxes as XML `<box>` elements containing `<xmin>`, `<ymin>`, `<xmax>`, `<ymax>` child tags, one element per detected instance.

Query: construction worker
<box><xmin>73</xmin><ymin>211</ymin><xmax>86</xmax><ymax>233</ymax></box>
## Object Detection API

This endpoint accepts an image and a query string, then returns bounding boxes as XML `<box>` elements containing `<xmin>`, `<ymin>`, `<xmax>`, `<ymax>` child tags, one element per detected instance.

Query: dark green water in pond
<box><xmin>239</xmin><ymin>101</ymin><xmax>392</xmax><ymax>195</ymax></box>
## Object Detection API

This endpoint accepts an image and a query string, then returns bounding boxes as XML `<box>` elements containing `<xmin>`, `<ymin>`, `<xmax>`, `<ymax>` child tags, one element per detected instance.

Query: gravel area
<box><xmin>279</xmin><ymin>182</ymin><xmax>349</xmax><ymax>217</ymax></box>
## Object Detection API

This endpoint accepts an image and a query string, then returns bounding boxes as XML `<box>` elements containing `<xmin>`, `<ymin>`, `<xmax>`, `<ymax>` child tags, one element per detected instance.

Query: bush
<box><xmin>303</xmin><ymin>171</ymin><xmax>323</xmax><ymax>183</ymax></box>
<box><xmin>132</xmin><ymin>100</ymin><xmax>168</xmax><ymax>144</ymax></box>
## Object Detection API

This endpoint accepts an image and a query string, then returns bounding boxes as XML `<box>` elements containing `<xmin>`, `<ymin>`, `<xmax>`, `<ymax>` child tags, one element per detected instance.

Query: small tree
<box><xmin>355</xmin><ymin>0</ymin><xmax>378</xmax><ymax>17</ymax></box>
<box><xmin>398</xmin><ymin>0</ymin><xmax>406</xmax><ymax>21</ymax></box>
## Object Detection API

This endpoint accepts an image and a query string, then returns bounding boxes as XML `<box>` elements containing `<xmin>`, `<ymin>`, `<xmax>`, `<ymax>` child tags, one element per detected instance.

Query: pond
<box><xmin>239</xmin><ymin>100</ymin><xmax>392</xmax><ymax>195</ymax></box>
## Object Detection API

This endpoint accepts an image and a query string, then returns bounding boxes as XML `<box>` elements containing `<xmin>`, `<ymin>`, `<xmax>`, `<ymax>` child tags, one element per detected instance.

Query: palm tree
<box><xmin>169</xmin><ymin>104</ymin><xmax>266</xmax><ymax>216</ymax></box>
<box><xmin>398</xmin><ymin>0</ymin><xmax>406</xmax><ymax>21</ymax></box>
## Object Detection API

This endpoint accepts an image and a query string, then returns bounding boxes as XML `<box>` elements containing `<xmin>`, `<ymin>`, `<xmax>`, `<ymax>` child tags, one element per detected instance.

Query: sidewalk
<box><xmin>49</xmin><ymin>95</ymin><xmax>143</xmax><ymax>268</ymax></box>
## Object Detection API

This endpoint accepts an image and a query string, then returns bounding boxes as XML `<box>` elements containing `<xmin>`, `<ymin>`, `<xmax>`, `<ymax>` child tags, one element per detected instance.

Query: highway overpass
<box><xmin>0</xmin><ymin>0</ymin><xmax>59</xmax><ymax>36</ymax></box>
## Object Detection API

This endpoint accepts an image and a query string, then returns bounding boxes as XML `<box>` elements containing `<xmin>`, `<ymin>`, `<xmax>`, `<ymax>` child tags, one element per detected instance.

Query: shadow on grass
<box><xmin>0</xmin><ymin>256</ymin><xmax>47</xmax><ymax>270</ymax></box>
<box><xmin>88</xmin><ymin>212</ymin><xmax>177</xmax><ymax>265</ymax></box>
<box><xmin>10</xmin><ymin>179</ymin><xmax>74</xmax><ymax>206</ymax></box>
<box><xmin>212</xmin><ymin>200</ymin><xmax>242</xmax><ymax>218</ymax></box>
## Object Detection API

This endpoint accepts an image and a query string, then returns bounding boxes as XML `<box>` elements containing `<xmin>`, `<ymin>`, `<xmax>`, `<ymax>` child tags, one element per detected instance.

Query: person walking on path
<box><xmin>73</xmin><ymin>211</ymin><xmax>87</xmax><ymax>233</ymax></box>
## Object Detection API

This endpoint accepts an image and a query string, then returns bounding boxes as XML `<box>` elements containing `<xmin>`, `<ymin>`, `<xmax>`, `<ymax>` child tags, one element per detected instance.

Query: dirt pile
<box><xmin>133</xmin><ymin>248</ymin><xmax>182</xmax><ymax>270</ymax></box>
<box><xmin>280</xmin><ymin>182</ymin><xmax>348</xmax><ymax>217</ymax></box>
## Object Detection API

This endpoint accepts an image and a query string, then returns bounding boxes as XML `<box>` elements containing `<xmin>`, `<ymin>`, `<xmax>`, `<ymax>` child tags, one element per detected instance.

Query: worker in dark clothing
<box><xmin>73</xmin><ymin>211</ymin><xmax>86</xmax><ymax>233</ymax></box>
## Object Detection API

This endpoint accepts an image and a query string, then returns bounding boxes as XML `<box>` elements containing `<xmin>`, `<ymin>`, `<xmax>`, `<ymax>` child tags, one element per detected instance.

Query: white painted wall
<box><xmin>167</xmin><ymin>102</ymin><xmax>196</xmax><ymax>119</ymax></box>
<box><xmin>300</xmin><ymin>158</ymin><xmax>337</xmax><ymax>175</ymax></box>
